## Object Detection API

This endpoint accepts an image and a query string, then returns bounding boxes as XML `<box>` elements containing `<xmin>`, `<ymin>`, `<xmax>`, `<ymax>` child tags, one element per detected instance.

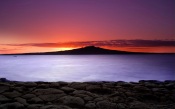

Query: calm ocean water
<box><xmin>0</xmin><ymin>55</ymin><xmax>174</xmax><ymax>82</ymax></box>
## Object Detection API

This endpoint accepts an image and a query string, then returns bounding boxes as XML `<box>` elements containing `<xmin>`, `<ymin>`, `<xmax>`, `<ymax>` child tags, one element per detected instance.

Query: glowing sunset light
<box><xmin>0</xmin><ymin>0</ymin><xmax>175</xmax><ymax>54</ymax></box>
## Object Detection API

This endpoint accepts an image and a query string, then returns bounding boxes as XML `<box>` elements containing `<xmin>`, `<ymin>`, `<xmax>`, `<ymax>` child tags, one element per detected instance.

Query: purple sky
<box><xmin>0</xmin><ymin>0</ymin><xmax>175</xmax><ymax>53</ymax></box>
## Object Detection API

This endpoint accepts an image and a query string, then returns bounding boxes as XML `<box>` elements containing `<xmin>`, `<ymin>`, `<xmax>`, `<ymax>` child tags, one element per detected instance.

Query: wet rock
<box><xmin>32</xmin><ymin>88</ymin><xmax>64</xmax><ymax>95</ymax></box>
<box><xmin>69</xmin><ymin>82</ymin><xmax>87</xmax><ymax>90</ymax></box>
<box><xmin>96</xmin><ymin>100</ymin><xmax>116</xmax><ymax>109</ymax></box>
<box><xmin>133</xmin><ymin>86</ymin><xmax>150</xmax><ymax>93</ymax></box>
<box><xmin>0</xmin><ymin>102</ymin><xmax>24</xmax><ymax>109</ymax></box>
<box><xmin>26</xmin><ymin>104</ymin><xmax>43</xmax><ymax>109</ymax></box>
<box><xmin>3</xmin><ymin>91</ymin><xmax>22</xmax><ymax>98</ymax></box>
<box><xmin>22</xmin><ymin>94</ymin><xmax>36</xmax><ymax>99</ymax></box>
<box><xmin>110</xmin><ymin>96</ymin><xmax>125</xmax><ymax>103</ymax></box>
<box><xmin>85</xmin><ymin>102</ymin><xmax>96</xmax><ymax>109</ymax></box>
<box><xmin>130</xmin><ymin>101</ymin><xmax>150</xmax><ymax>109</ymax></box>
<box><xmin>58</xmin><ymin>82</ymin><xmax>69</xmax><ymax>87</ymax></box>
<box><xmin>0</xmin><ymin>86</ymin><xmax>9</xmax><ymax>93</ymax></box>
<box><xmin>39</xmin><ymin>93</ymin><xmax>66</xmax><ymax>102</ymax></box>
<box><xmin>116</xmin><ymin>103</ymin><xmax>127</xmax><ymax>109</ymax></box>
<box><xmin>29</xmin><ymin>97</ymin><xmax>44</xmax><ymax>104</ymax></box>
<box><xmin>59</xmin><ymin>96</ymin><xmax>85</xmax><ymax>107</ymax></box>
<box><xmin>40</xmin><ymin>105</ymin><xmax>72</xmax><ymax>109</ymax></box>
<box><xmin>15</xmin><ymin>97</ymin><xmax>28</xmax><ymax>105</ymax></box>
<box><xmin>61</xmin><ymin>87</ymin><xmax>75</xmax><ymax>93</ymax></box>
<box><xmin>49</xmin><ymin>82</ymin><xmax>60</xmax><ymax>88</ymax></box>
<box><xmin>24</xmin><ymin>82</ymin><xmax>37</xmax><ymax>88</ymax></box>
<box><xmin>0</xmin><ymin>95</ymin><xmax>11</xmax><ymax>103</ymax></box>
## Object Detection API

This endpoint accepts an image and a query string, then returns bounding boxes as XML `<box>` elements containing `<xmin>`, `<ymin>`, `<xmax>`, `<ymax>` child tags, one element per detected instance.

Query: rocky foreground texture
<box><xmin>0</xmin><ymin>79</ymin><xmax>175</xmax><ymax>109</ymax></box>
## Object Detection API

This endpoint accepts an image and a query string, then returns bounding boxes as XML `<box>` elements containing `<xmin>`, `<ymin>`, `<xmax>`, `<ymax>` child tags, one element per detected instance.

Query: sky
<box><xmin>0</xmin><ymin>0</ymin><xmax>175</xmax><ymax>54</ymax></box>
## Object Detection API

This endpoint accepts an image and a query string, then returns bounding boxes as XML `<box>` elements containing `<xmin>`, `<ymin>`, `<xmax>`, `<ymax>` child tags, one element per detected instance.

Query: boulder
<box><xmin>3</xmin><ymin>91</ymin><xmax>22</xmax><ymax>98</ymax></box>
<box><xmin>85</xmin><ymin>103</ymin><xmax>96</xmax><ymax>109</ymax></box>
<box><xmin>130</xmin><ymin>101</ymin><xmax>150</xmax><ymax>109</ymax></box>
<box><xmin>28</xmin><ymin>97</ymin><xmax>44</xmax><ymax>104</ymax></box>
<box><xmin>0</xmin><ymin>86</ymin><xmax>9</xmax><ymax>93</ymax></box>
<box><xmin>0</xmin><ymin>95</ymin><xmax>11</xmax><ymax>103</ymax></box>
<box><xmin>40</xmin><ymin>105</ymin><xmax>72</xmax><ymax>109</ymax></box>
<box><xmin>0</xmin><ymin>102</ymin><xmax>24</xmax><ymax>109</ymax></box>
<box><xmin>96</xmin><ymin>100</ymin><xmax>116</xmax><ymax>109</ymax></box>
<box><xmin>59</xmin><ymin>96</ymin><xmax>85</xmax><ymax>107</ymax></box>
<box><xmin>15</xmin><ymin>97</ymin><xmax>28</xmax><ymax>105</ymax></box>
<box><xmin>32</xmin><ymin>88</ymin><xmax>64</xmax><ymax>95</ymax></box>
<box><xmin>39</xmin><ymin>93</ymin><xmax>66</xmax><ymax>102</ymax></box>
<box><xmin>61</xmin><ymin>87</ymin><xmax>75</xmax><ymax>93</ymax></box>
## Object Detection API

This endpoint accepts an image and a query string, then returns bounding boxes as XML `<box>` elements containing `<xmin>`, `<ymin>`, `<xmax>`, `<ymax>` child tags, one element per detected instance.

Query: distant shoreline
<box><xmin>0</xmin><ymin>78</ymin><xmax>174</xmax><ymax>109</ymax></box>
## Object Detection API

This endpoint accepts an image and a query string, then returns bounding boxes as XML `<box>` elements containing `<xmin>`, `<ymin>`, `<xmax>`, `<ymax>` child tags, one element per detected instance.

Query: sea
<box><xmin>0</xmin><ymin>55</ymin><xmax>174</xmax><ymax>82</ymax></box>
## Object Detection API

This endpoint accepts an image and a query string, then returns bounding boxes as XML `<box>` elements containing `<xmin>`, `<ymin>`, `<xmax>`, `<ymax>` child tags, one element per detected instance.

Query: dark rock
<box><xmin>61</xmin><ymin>87</ymin><xmax>75</xmax><ymax>93</ymax></box>
<box><xmin>58</xmin><ymin>82</ymin><xmax>69</xmax><ymax>87</ymax></box>
<box><xmin>14</xmin><ymin>97</ymin><xmax>28</xmax><ymax>106</ymax></box>
<box><xmin>0</xmin><ymin>86</ymin><xmax>9</xmax><ymax>93</ymax></box>
<box><xmin>0</xmin><ymin>95</ymin><xmax>11</xmax><ymax>103</ymax></box>
<box><xmin>40</xmin><ymin>105</ymin><xmax>72</xmax><ymax>109</ymax></box>
<box><xmin>69</xmin><ymin>82</ymin><xmax>87</xmax><ymax>90</ymax></box>
<box><xmin>130</xmin><ymin>101</ymin><xmax>150</xmax><ymax>109</ymax></box>
<box><xmin>85</xmin><ymin>102</ymin><xmax>96</xmax><ymax>109</ymax></box>
<box><xmin>49</xmin><ymin>82</ymin><xmax>60</xmax><ymax>88</ymax></box>
<box><xmin>24</xmin><ymin>82</ymin><xmax>37</xmax><ymax>88</ymax></box>
<box><xmin>29</xmin><ymin>97</ymin><xmax>44</xmax><ymax>104</ymax></box>
<box><xmin>37</xmin><ymin>84</ymin><xmax>50</xmax><ymax>88</ymax></box>
<box><xmin>3</xmin><ymin>91</ymin><xmax>22</xmax><ymax>98</ymax></box>
<box><xmin>0</xmin><ymin>102</ymin><xmax>24</xmax><ymax>109</ymax></box>
<box><xmin>39</xmin><ymin>93</ymin><xmax>66</xmax><ymax>102</ymax></box>
<box><xmin>133</xmin><ymin>86</ymin><xmax>150</xmax><ymax>93</ymax></box>
<box><xmin>59</xmin><ymin>96</ymin><xmax>85</xmax><ymax>107</ymax></box>
<box><xmin>32</xmin><ymin>88</ymin><xmax>64</xmax><ymax>95</ymax></box>
<box><xmin>26</xmin><ymin>104</ymin><xmax>43</xmax><ymax>109</ymax></box>
<box><xmin>86</xmin><ymin>85</ymin><xmax>113</xmax><ymax>94</ymax></box>
<box><xmin>22</xmin><ymin>94</ymin><xmax>36</xmax><ymax>99</ymax></box>
<box><xmin>110</xmin><ymin>96</ymin><xmax>125</xmax><ymax>103</ymax></box>
<box><xmin>116</xmin><ymin>103</ymin><xmax>127</xmax><ymax>109</ymax></box>
<box><xmin>96</xmin><ymin>100</ymin><xmax>116</xmax><ymax>109</ymax></box>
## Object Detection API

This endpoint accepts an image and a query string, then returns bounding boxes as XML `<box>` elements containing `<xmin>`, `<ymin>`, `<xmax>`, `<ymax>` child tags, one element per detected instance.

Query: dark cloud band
<box><xmin>2</xmin><ymin>40</ymin><xmax>175</xmax><ymax>48</ymax></box>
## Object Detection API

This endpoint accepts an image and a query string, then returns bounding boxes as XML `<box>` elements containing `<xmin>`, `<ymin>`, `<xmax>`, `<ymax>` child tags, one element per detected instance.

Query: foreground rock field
<box><xmin>0</xmin><ymin>79</ymin><xmax>175</xmax><ymax>109</ymax></box>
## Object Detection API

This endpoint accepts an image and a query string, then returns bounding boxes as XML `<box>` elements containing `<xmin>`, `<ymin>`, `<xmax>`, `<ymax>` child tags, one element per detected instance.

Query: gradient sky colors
<box><xmin>0</xmin><ymin>0</ymin><xmax>175</xmax><ymax>54</ymax></box>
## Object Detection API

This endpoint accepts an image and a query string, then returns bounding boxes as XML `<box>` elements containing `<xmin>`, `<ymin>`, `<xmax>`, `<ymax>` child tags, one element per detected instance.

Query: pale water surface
<box><xmin>0</xmin><ymin>55</ymin><xmax>174</xmax><ymax>82</ymax></box>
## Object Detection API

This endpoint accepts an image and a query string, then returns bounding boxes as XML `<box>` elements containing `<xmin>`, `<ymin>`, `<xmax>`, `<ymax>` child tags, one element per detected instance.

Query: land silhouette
<box><xmin>6</xmin><ymin>46</ymin><xmax>147</xmax><ymax>55</ymax></box>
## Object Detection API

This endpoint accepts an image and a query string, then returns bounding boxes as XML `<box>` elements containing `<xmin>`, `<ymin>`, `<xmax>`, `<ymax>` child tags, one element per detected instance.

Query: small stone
<box><xmin>69</xmin><ymin>82</ymin><xmax>87</xmax><ymax>90</ymax></box>
<box><xmin>0</xmin><ymin>102</ymin><xmax>24</xmax><ymax>109</ymax></box>
<box><xmin>15</xmin><ymin>97</ymin><xmax>28</xmax><ymax>105</ymax></box>
<box><xmin>22</xmin><ymin>94</ymin><xmax>36</xmax><ymax>99</ymax></box>
<box><xmin>0</xmin><ymin>86</ymin><xmax>9</xmax><ymax>93</ymax></box>
<box><xmin>3</xmin><ymin>90</ymin><xmax>22</xmax><ymax>98</ymax></box>
<box><xmin>96</xmin><ymin>100</ymin><xmax>116</xmax><ymax>109</ymax></box>
<box><xmin>32</xmin><ymin>88</ymin><xmax>64</xmax><ymax>95</ymax></box>
<box><xmin>59</xmin><ymin>96</ymin><xmax>85</xmax><ymax>107</ymax></box>
<box><xmin>40</xmin><ymin>105</ymin><xmax>72</xmax><ymax>109</ymax></box>
<box><xmin>0</xmin><ymin>95</ymin><xmax>11</xmax><ymax>103</ymax></box>
<box><xmin>85</xmin><ymin>103</ymin><xmax>96</xmax><ymax>109</ymax></box>
<box><xmin>61</xmin><ymin>87</ymin><xmax>75</xmax><ymax>93</ymax></box>
<box><xmin>133</xmin><ymin>86</ymin><xmax>150</xmax><ymax>93</ymax></box>
<box><xmin>117</xmin><ymin>103</ymin><xmax>127</xmax><ymax>109</ymax></box>
<box><xmin>39</xmin><ymin>93</ymin><xmax>66</xmax><ymax>102</ymax></box>
<box><xmin>130</xmin><ymin>101</ymin><xmax>150</xmax><ymax>109</ymax></box>
<box><xmin>24</xmin><ymin>82</ymin><xmax>37</xmax><ymax>87</ymax></box>
<box><xmin>29</xmin><ymin>97</ymin><xmax>43</xmax><ymax>103</ymax></box>
<box><xmin>27</xmin><ymin>104</ymin><xmax>42</xmax><ymax>109</ymax></box>
<box><xmin>49</xmin><ymin>82</ymin><xmax>60</xmax><ymax>88</ymax></box>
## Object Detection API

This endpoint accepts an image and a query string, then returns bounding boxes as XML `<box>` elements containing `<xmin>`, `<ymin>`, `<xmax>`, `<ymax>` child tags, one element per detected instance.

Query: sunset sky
<box><xmin>0</xmin><ymin>0</ymin><xmax>175</xmax><ymax>54</ymax></box>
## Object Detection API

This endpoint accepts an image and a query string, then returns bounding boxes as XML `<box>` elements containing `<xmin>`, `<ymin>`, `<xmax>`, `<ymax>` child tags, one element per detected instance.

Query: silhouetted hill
<box><xmin>8</xmin><ymin>46</ymin><xmax>146</xmax><ymax>55</ymax></box>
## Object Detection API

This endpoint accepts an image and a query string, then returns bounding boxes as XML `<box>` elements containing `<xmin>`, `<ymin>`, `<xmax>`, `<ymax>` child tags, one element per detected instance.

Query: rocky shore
<box><xmin>0</xmin><ymin>78</ymin><xmax>175</xmax><ymax>109</ymax></box>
